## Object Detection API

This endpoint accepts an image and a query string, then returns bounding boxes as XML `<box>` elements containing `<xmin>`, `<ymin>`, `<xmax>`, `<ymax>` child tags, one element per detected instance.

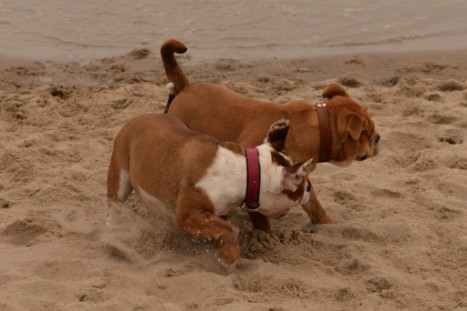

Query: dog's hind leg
<box><xmin>106</xmin><ymin>153</ymin><xmax>133</xmax><ymax>227</ymax></box>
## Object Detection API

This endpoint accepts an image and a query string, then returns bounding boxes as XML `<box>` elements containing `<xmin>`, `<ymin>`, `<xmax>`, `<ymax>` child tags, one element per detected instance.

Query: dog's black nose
<box><xmin>375</xmin><ymin>133</ymin><xmax>381</xmax><ymax>143</ymax></box>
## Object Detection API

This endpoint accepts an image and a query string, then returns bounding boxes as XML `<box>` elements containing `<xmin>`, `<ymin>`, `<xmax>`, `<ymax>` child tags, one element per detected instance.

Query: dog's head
<box><xmin>323</xmin><ymin>83</ymin><xmax>380</xmax><ymax>167</ymax></box>
<box><xmin>255</xmin><ymin>119</ymin><xmax>314</xmax><ymax>219</ymax></box>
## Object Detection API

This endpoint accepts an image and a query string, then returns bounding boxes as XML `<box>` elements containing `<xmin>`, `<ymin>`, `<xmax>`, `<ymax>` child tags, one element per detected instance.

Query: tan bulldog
<box><xmin>107</xmin><ymin>114</ymin><xmax>312</xmax><ymax>269</ymax></box>
<box><xmin>160</xmin><ymin>39</ymin><xmax>380</xmax><ymax>230</ymax></box>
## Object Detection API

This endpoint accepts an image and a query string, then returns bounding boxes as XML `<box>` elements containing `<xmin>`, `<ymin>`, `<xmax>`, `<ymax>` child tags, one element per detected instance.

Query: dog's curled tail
<box><xmin>160</xmin><ymin>39</ymin><xmax>190</xmax><ymax>94</ymax></box>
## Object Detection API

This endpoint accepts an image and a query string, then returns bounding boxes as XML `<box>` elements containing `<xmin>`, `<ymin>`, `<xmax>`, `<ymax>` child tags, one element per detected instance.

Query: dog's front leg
<box><xmin>248</xmin><ymin>213</ymin><xmax>271</xmax><ymax>231</ymax></box>
<box><xmin>176</xmin><ymin>204</ymin><xmax>240</xmax><ymax>271</ymax></box>
<box><xmin>177</xmin><ymin>211</ymin><xmax>240</xmax><ymax>270</ymax></box>
<box><xmin>301</xmin><ymin>184</ymin><xmax>336</xmax><ymax>224</ymax></box>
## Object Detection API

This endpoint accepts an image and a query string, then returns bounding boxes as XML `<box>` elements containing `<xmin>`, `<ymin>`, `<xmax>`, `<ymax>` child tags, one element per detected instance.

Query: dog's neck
<box><xmin>243</xmin><ymin>148</ymin><xmax>261</xmax><ymax>212</ymax></box>
<box><xmin>314</xmin><ymin>98</ymin><xmax>333</xmax><ymax>162</ymax></box>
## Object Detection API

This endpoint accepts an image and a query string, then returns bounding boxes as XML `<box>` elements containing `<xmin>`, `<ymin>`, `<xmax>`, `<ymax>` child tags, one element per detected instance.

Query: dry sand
<box><xmin>1</xmin><ymin>49</ymin><xmax>466</xmax><ymax>310</ymax></box>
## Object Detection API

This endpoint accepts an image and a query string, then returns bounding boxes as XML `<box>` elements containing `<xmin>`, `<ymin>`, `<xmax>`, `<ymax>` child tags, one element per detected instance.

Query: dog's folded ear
<box><xmin>282</xmin><ymin>159</ymin><xmax>313</xmax><ymax>192</ymax></box>
<box><xmin>265</xmin><ymin>119</ymin><xmax>290</xmax><ymax>151</ymax></box>
<box><xmin>323</xmin><ymin>83</ymin><xmax>349</xmax><ymax>99</ymax></box>
<box><xmin>338</xmin><ymin>112</ymin><xmax>369</xmax><ymax>141</ymax></box>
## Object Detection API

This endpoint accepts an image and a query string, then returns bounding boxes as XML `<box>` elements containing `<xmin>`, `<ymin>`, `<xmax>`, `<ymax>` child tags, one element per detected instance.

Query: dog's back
<box><xmin>107</xmin><ymin>113</ymin><xmax>218</xmax><ymax>207</ymax></box>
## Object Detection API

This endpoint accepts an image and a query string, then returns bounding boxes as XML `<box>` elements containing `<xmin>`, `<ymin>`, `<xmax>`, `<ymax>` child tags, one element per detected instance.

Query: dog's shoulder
<box><xmin>196</xmin><ymin>143</ymin><xmax>246</xmax><ymax>215</ymax></box>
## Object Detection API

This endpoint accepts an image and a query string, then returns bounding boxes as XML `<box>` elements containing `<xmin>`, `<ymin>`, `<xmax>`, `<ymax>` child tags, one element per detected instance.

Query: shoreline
<box><xmin>2</xmin><ymin>47</ymin><xmax>467</xmax><ymax>88</ymax></box>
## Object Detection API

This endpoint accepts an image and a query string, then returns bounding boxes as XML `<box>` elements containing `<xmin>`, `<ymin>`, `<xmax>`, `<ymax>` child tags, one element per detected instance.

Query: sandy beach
<box><xmin>0</xmin><ymin>46</ymin><xmax>466</xmax><ymax>310</ymax></box>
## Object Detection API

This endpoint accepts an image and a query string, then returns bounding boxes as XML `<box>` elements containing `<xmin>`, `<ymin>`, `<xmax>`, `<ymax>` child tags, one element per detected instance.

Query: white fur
<box><xmin>166</xmin><ymin>82</ymin><xmax>175</xmax><ymax>95</ymax></box>
<box><xmin>255</xmin><ymin>145</ymin><xmax>305</xmax><ymax>218</ymax></box>
<box><xmin>196</xmin><ymin>147</ymin><xmax>246</xmax><ymax>216</ymax></box>
<box><xmin>105</xmin><ymin>169</ymin><xmax>131</xmax><ymax>227</ymax></box>
<box><xmin>118</xmin><ymin>169</ymin><xmax>131</xmax><ymax>201</ymax></box>
<box><xmin>105</xmin><ymin>200</ymin><xmax>124</xmax><ymax>227</ymax></box>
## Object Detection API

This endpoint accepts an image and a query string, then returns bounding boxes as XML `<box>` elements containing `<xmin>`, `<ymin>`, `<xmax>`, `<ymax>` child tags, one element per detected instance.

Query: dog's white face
<box><xmin>256</xmin><ymin>143</ymin><xmax>312</xmax><ymax>219</ymax></box>
<box><xmin>252</xmin><ymin>119</ymin><xmax>313</xmax><ymax>219</ymax></box>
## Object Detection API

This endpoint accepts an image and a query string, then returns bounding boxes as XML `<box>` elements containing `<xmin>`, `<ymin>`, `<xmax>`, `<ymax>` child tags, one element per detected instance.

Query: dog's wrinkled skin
<box><xmin>107</xmin><ymin>114</ymin><xmax>312</xmax><ymax>270</ymax></box>
<box><xmin>161</xmin><ymin>39</ymin><xmax>379</xmax><ymax>230</ymax></box>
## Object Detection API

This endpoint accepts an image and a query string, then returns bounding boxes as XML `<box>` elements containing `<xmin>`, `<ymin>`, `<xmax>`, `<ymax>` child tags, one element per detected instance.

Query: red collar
<box><xmin>315</xmin><ymin>98</ymin><xmax>333</xmax><ymax>162</ymax></box>
<box><xmin>243</xmin><ymin>148</ymin><xmax>261</xmax><ymax>212</ymax></box>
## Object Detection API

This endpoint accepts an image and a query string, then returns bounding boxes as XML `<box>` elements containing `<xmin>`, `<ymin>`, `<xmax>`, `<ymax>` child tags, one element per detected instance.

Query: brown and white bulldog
<box><xmin>106</xmin><ymin>114</ymin><xmax>312</xmax><ymax>269</ymax></box>
<box><xmin>160</xmin><ymin>39</ymin><xmax>380</xmax><ymax>230</ymax></box>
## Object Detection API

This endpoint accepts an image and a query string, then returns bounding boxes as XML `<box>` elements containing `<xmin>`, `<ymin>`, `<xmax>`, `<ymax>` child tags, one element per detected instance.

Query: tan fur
<box><xmin>161</xmin><ymin>39</ymin><xmax>379</xmax><ymax>229</ymax></box>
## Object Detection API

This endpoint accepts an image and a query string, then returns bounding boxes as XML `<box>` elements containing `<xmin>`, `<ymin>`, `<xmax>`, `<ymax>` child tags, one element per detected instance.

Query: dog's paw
<box><xmin>105</xmin><ymin>206</ymin><xmax>126</xmax><ymax>229</ymax></box>
<box><xmin>166</xmin><ymin>82</ymin><xmax>175</xmax><ymax>95</ymax></box>
<box><xmin>219</xmin><ymin>258</ymin><xmax>238</xmax><ymax>274</ymax></box>
<box><xmin>105</xmin><ymin>215</ymin><xmax>123</xmax><ymax>229</ymax></box>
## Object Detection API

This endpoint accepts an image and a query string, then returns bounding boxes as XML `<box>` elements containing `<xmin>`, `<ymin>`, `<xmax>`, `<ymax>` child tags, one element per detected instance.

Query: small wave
<box><xmin>45</xmin><ymin>36</ymin><xmax>129</xmax><ymax>49</ymax></box>
<box><xmin>216</xmin><ymin>37</ymin><xmax>294</xmax><ymax>49</ymax></box>
<box><xmin>325</xmin><ymin>31</ymin><xmax>456</xmax><ymax>48</ymax></box>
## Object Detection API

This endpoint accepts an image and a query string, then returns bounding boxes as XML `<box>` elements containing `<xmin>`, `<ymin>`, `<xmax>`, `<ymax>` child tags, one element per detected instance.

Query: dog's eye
<box><xmin>306</xmin><ymin>180</ymin><xmax>312</xmax><ymax>192</ymax></box>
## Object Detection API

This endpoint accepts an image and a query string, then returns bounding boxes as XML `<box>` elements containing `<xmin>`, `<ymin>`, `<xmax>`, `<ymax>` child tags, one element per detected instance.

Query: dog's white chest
<box><xmin>196</xmin><ymin>147</ymin><xmax>246</xmax><ymax>216</ymax></box>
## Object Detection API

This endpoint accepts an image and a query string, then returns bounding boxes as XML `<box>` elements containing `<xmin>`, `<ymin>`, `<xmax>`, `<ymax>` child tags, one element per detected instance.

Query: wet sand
<box><xmin>1</xmin><ymin>48</ymin><xmax>467</xmax><ymax>310</ymax></box>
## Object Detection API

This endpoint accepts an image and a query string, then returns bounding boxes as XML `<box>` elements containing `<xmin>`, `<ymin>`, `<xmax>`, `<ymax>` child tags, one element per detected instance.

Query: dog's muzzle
<box><xmin>357</xmin><ymin>133</ymin><xmax>381</xmax><ymax>161</ymax></box>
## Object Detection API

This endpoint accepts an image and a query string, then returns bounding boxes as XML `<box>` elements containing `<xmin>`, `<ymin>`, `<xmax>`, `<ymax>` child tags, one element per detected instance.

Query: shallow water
<box><xmin>1</xmin><ymin>0</ymin><xmax>467</xmax><ymax>62</ymax></box>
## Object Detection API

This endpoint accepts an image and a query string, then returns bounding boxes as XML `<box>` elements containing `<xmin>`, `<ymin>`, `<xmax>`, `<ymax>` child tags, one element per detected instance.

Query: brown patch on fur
<box><xmin>285</xmin><ymin>162</ymin><xmax>305</xmax><ymax>174</ymax></box>
<box><xmin>323</xmin><ymin>83</ymin><xmax>349</xmax><ymax>99</ymax></box>
<box><xmin>282</xmin><ymin>179</ymin><xmax>306</xmax><ymax>201</ymax></box>
<box><xmin>266</xmin><ymin>119</ymin><xmax>290</xmax><ymax>151</ymax></box>
<box><xmin>219</xmin><ymin>141</ymin><xmax>244</xmax><ymax>156</ymax></box>
<box><xmin>271</xmin><ymin>151</ymin><xmax>293</xmax><ymax>167</ymax></box>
